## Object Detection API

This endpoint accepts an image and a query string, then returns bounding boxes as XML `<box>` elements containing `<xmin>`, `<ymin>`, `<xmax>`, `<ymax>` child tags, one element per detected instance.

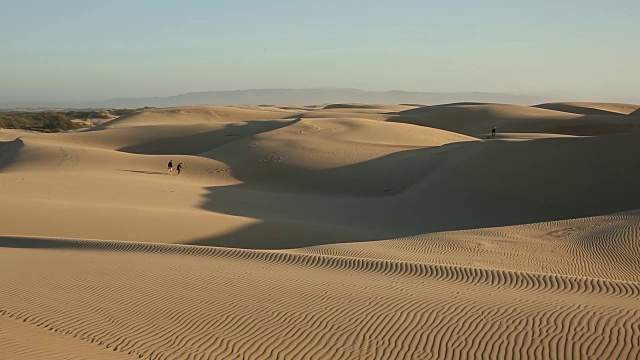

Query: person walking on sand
<box><xmin>176</xmin><ymin>163</ymin><xmax>183</xmax><ymax>176</ymax></box>
<box><xmin>491</xmin><ymin>127</ymin><xmax>496</xmax><ymax>137</ymax></box>
<box><xmin>167</xmin><ymin>160</ymin><xmax>173</xmax><ymax>174</ymax></box>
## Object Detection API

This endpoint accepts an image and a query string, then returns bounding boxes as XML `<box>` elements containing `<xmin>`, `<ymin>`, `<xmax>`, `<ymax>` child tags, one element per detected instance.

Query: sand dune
<box><xmin>1</xmin><ymin>234</ymin><xmax>639</xmax><ymax>360</ymax></box>
<box><xmin>64</xmin><ymin>121</ymin><xmax>295</xmax><ymax>154</ymax></box>
<box><xmin>99</xmin><ymin>105</ymin><xmax>294</xmax><ymax>127</ymax></box>
<box><xmin>392</xmin><ymin>103</ymin><xmax>640</xmax><ymax>136</ymax></box>
<box><xmin>289</xmin><ymin>109</ymin><xmax>395</xmax><ymax>121</ymax></box>
<box><xmin>323</xmin><ymin>103</ymin><xmax>419</xmax><ymax>111</ymax></box>
<box><xmin>298</xmin><ymin>210</ymin><xmax>640</xmax><ymax>282</ymax></box>
<box><xmin>196</xmin><ymin>131</ymin><xmax>640</xmax><ymax>239</ymax></box>
<box><xmin>2</xmin><ymin>102</ymin><xmax>640</xmax><ymax>359</ymax></box>
<box><xmin>2</xmin><ymin>105</ymin><xmax>640</xmax><ymax>241</ymax></box>
<box><xmin>534</xmin><ymin>102</ymin><xmax>640</xmax><ymax>115</ymax></box>
<box><xmin>200</xmin><ymin>117</ymin><xmax>475</xmax><ymax>195</ymax></box>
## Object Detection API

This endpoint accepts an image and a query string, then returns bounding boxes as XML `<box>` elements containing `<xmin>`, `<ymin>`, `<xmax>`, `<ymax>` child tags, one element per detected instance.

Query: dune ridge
<box><xmin>392</xmin><ymin>102</ymin><xmax>640</xmax><ymax>136</ymax></box>
<box><xmin>1</xmin><ymin>234</ymin><xmax>639</xmax><ymax>360</ymax></box>
<box><xmin>298</xmin><ymin>211</ymin><xmax>640</xmax><ymax>283</ymax></box>
<box><xmin>534</xmin><ymin>102</ymin><xmax>640</xmax><ymax>115</ymax></box>
<box><xmin>2</xmin><ymin>235</ymin><xmax>640</xmax><ymax>296</ymax></box>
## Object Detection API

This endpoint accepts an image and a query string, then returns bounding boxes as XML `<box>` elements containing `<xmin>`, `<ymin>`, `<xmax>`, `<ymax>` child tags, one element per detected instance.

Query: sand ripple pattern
<box><xmin>1</xmin><ymin>236</ymin><xmax>640</xmax><ymax>360</ymax></box>
<box><xmin>299</xmin><ymin>212</ymin><xmax>640</xmax><ymax>283</ymax></box>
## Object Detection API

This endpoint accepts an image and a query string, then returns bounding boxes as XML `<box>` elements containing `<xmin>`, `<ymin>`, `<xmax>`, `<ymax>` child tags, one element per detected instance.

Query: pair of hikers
<box><xmin>167</xmin><ymin>160</ymin><xmax>183</xmax><ymax>175</ymax></box>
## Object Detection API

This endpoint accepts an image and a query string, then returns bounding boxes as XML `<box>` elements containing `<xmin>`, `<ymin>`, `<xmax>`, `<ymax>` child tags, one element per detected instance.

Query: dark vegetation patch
<box><xmin>0</xmin><ymin>109</ymin><xmax>144</xmax><ymax>132</ymax></box>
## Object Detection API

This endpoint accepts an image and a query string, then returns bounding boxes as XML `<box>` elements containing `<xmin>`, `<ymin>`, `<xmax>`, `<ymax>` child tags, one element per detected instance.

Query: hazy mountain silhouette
<box><xmin>1</xmin><ymin>88</ymin><xmax>552</xmax><ymax>109</ymax></box>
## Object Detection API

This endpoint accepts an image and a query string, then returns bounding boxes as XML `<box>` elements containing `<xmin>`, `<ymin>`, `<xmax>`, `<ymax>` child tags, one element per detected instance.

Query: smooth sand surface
<box><xmin>392</xmin><ymin>103</ymin><xmax>640</xmax><ymax>137</ymax></box>
<box><xmin>1</xmin><ymin>102</ymin><xmax>640</xmax><ymax>359</ymax></box>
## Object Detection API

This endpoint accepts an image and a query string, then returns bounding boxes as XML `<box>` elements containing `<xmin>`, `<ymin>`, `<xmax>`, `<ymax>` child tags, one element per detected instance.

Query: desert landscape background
<box><xmin>2</xmin><ymin>101</ymin><xmax>640</xmax><ymax>359</ymax></box>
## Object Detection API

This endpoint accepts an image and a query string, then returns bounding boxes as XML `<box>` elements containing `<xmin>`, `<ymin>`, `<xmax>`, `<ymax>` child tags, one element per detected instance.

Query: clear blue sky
<box><xmin>1</xmin><ymin>0</ymin><xmax>638</xmax><ymax>103</ymax></box>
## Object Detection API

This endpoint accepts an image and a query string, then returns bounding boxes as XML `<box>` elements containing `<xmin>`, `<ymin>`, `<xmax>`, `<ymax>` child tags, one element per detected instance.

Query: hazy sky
<box><xmin>1</xmin><ymin>0</ymin><xmax>638</xmax><ymax>103</ymax></box>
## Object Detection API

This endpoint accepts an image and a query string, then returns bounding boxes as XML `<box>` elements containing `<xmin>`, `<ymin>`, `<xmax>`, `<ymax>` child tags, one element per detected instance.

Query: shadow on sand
<box><xmin>187</xmin><ymin>221</ymin><xmax>390</xmax><ymax>250</ymax></box>
<box><xmin>119</xmin><ymin>169</ymin><xmax>165</xmax><ymax>175</ymax></box>
<box><xmin>117</xmin><ymin>119</ymin><xmax>299</xmax><ymax>155</ymax></box>
<box><xmin>0</xmin><ymin>236</ymin><xmax>81</xmax><ymax>249</ymax></box>
<box><xmin>389</xmin><ymin>105</ymin><xmax>640</xmax><ymax>137</ymax></box>
<box><xmin>0</xmin><ymin>138</ymin><xmax>24</xmax><ymax>171</ymax></box>
<box><xmin>190</xmin><ymin>133</ymin><xmax>640</xmax><ymax>249</ymax></box>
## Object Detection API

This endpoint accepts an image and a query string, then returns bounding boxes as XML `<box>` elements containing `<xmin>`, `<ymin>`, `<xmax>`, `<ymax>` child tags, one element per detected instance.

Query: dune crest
<box><xmin>534</xmin><ymin>102</ymin><xmax>640</xmax><ymax>115</ymax></box>
<box><xmin>393</xmin><ymin>102</ymin><xmax>640</xmax><ymax>136</ymax></box>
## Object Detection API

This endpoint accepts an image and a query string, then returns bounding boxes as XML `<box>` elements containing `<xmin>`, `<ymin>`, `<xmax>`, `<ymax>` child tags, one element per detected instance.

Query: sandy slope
<box><xmin>323</xmin><ymin>103</ymin><xmax>419</xmax><ymax>111</ymax></box>
<box><xmin>0</xmin><ymin>315</ymin><xmax>130</xmax><ymax>360</ymax></box>
<box><xmin>1</xmin><ymin>232</ymin><xmax>639</xmax><ymax>360</ymax></box>
<box><xmin>201</xmin><ymin>117</ymin><xmax>476</xmax><ymax>195</ymax></box>
<box><xmin>2</xmin><ymin>102</ymin><xmax>640</xmax><ymax>359</ymax></box>
<box><xmin>534</xmin><ymin>102</ymin><xmax>640</xmax><ymax>115</ymax></box>
<box><xmin>5</xmin><ymin>126</ymin><xmax>639</xmax><ymax>243</ymax></box>
<box><xmin>99</xmin><ymin>105</ymin><xmax>295</xmax><ymax>127</ymax></box>
<box><xmin>298</xmin><ymin>210</ymin><xmax>640</xmax><ymax>283</ymax></box>
<box><xmin>392</xmin><ymin>103</ymin><xmax>640</xmax><ymax>137</ymax></box>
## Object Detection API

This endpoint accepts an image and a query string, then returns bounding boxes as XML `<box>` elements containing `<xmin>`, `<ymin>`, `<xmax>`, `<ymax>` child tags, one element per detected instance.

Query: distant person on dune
<box><xmin>167</xmin><ymin>160</ymin><xmax>173</xmax><ymax>174</ymax></box>
<box><xmin>491</xmin><ymin>127</ymin><xmax>496</xmax><ymax>137</ymax></box>
<box><xmin>177</xmin><ymin>163</ymin><xmax>183</xmax><ymax>176</ymax></box>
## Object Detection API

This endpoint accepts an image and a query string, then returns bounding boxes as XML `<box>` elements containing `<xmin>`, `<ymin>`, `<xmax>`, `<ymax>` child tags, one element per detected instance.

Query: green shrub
<box><xmin>0</xmin><ymin>108</ymin><xmax>145</xmax><ymax>132</ymax></box>
<box><xmin>0</xmin><ymin>111</ymin><xmax>86</xmax><ymax>132</ymax></box>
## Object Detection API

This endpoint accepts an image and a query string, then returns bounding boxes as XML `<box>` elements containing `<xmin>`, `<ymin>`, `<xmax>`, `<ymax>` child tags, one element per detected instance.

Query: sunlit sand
<box><xmin>2</xmin><ymin>102</ymin><xmax>640</xmax><ymax>359</ymax></box>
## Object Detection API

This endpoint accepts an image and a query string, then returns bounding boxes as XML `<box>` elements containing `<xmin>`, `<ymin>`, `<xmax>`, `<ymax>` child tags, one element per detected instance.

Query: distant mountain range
<box><xmin>2</xmin><ymin>88</ymin><xmax>553</xmax><ymax>109</ymax></box>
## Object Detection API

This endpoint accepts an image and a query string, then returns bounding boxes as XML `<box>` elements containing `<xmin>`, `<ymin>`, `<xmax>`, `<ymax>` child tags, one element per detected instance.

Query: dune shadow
<box><xmin>119</xmin><ymin>169</ymin><xmax>164</xmax><ymax>175</ymax></box>
<box><xmin>117</xmin><ymin>119</ymin><xmax>300</xmax><ymax>155</ymax></box>
<box><xmin>390</xmin><ymin>105</ymin><xmax>639</xmax><ymax>137</ymax></box>
<box><xmin>532</xmin><ymin>103</ymin><xmax>628</xmax><ymax>116</ymax></box>
<box><xmin>186</xmin><ymin>221</ymin><xmax>391</xmax><ymax>250</ymax></box>
<box><xmin>0</xmin><ymin>138</ymin><xmax>24</xmax><ymax>171</ymax></box>
<box><xmin>0</xmin><ymin>236</ymin><xmax>80</xmax><ymax>249</ymax></box>
<box><xmin>82</xmin><ymin>111</ymin><xmax>143</xmax><ymax>131</ymax></box>
<box><xmin>195</xmin><ymin>134</ymin><xmax>640</xmax><ymax>249</ymax></box>
<box><xmin>192</xmin><ymin>144</ymin><xmax>458</xmax><ymax>249</ymax></box>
